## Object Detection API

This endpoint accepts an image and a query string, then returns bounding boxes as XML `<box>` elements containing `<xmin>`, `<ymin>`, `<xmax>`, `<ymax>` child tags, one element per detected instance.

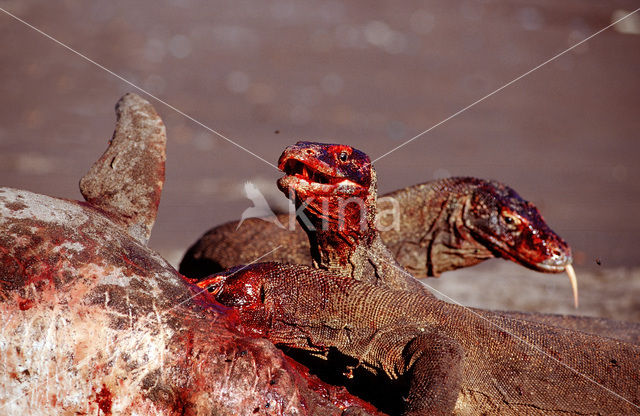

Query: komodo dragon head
<box><xmin>461</xmin><ymin>178</ymin><xmax>572</xmax><ymax>273</ymax></box>
<box><xmin>277</xmin><ymin>141</ymin><xmax>376</xmax><ymax>235</ymax></box>
<box><xmin>458</xmin><ymin>178</ymin><xmax>578</xmax><ymax>306</ymax></box>
<box><xmin>196</xmin><ymin>263</ymin><xmax>277</xmax><ymax>338</ymax></box>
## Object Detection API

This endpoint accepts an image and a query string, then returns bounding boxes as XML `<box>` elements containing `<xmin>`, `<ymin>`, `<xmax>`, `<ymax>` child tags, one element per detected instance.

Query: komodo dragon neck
<box><xmin>379</xmin><ymin>179</ymin><xmax>489</xmax><ymax>278</ymax></box>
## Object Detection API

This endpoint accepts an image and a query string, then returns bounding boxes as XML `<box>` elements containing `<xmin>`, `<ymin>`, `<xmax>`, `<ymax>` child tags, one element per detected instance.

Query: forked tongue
<box><xmin>566</xmin><ymin>264</ymin><xmax>579</xmax><ymax>309</ymax></box>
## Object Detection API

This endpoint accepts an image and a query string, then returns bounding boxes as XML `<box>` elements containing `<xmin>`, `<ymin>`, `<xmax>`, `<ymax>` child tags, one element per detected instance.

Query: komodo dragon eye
<box><xmin>501</xmin><ymin>211</ymin><xmax>522</xmax><ymax>227</ymax></box>
<box><xmin>338</xmin><ymin>151</ymin><xmax>349</xmax><ymax>162</ymax></box>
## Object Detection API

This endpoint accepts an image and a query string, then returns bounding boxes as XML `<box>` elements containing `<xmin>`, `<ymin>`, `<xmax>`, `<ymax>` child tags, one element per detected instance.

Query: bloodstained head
<box><xmin>464</xmin><ymin>179</ymin><xmax>572</xmax><ymax>273</ymax></box>
<box><xmin>196</xmin><ymin>264</ymin><xmax>272</xmax><ymax>337</ymax></box>
<box><xmin>277</xmin><ymin>141</ymin><xmax>375</xmax><ymax>232</ymax></box>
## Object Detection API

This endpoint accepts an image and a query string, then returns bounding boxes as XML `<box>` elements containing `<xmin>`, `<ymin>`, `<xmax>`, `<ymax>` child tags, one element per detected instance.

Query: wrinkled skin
<box><xmin>276</xmin><ymin>142</ymin><xmax>376</xmax><ymax>263</ymax></box>
<box><xmin>203</xmin><ymin>263</ymin><xmax>640</xmax><ymax>416</ymax></box>
<box><xmin>275</xmin><ymin>142</ymin><xmax>573</xmax><ymax>291</ymax></box>
<box><xmin>277</xmin><ymin>142</ymin><xmax>376</xmax><ymax>271</ymax></box>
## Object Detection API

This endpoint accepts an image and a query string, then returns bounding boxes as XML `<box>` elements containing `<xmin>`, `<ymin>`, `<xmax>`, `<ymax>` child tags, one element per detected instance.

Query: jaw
<box><xmin>277</xmin><ymin>158</ymin><xmax>366</xmax><ymax>199</ymax></box>
<box><xmin>473</xmin><ymin>231</ymin><xmax>572</xmax><ymax>274</ymax></box>
<box><xmin>277</xmin><ymin>175</ymin><xmax>361</xmax><ymax>199</ymax></box>
<box><xmin>531</xmin><ymin>261</ymin><xmax>570</xmax><ymax>273</ymax></box>
<box><xmin>477</xmin><ymin>230</ymin><xmax>578</xmax><ymax>308</ymax></box>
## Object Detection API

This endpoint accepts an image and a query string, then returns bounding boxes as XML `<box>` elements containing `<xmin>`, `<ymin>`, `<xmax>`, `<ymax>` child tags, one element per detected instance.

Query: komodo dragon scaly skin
<box><xmin>280</xmin><ymin>142</ymin><xmax>579</xmax><ymax>302</ymax></box>
<box><xmin>202</xmin><ymin>262</ymin><xmax>640</xmax><ymax>416</ymax></box>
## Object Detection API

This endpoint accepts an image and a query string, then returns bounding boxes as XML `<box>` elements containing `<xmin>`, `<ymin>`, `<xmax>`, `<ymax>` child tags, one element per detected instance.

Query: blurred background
<box><xmin>1</xmin><ymin>0</ymin><xmax>638</xmax><ymax>319</ymax></box>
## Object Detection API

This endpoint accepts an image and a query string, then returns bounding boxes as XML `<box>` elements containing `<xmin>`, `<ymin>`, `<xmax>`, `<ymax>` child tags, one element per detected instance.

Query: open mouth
<box><xmin>281</xmin><ymin>159</ymin><xmax>344</xmax><ymax>185</ymax></box>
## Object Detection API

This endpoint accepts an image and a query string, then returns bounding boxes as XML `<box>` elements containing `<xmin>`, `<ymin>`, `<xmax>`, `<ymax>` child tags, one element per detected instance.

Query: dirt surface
<box><xmin>425</xmin><ymin>261</ymin><xmax>640</xmax><ymax>322</ymax></box>
<box><xmin>1</xmin><ymin>1</ymin><xmax>638</xmax><ymax>319</ymax></box>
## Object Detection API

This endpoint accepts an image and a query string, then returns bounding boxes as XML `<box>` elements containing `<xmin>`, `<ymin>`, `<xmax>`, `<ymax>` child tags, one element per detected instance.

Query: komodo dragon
<box><xmin>185</xmin><ymin>141</ymin><xmax>640</xmax><ymax>343</ymax></box>
<box><xmin>201</xmin><ymin>262</ymin><xmax>640</xmax><ymax>415</ymax></box>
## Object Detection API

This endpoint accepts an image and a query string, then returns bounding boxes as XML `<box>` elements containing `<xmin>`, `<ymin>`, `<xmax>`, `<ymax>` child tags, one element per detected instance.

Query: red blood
<box><xmin>94</xmin><ymin>384</ymin><xmax>112</xmax><ymax>415</ymax></box>
<box><xmin>17</xmin><ymin>296</ymin><xmax>34</xmax><ymax>311</ymax></box>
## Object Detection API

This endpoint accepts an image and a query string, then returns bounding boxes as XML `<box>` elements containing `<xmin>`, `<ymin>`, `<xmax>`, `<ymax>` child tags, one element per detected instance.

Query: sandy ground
<box><xmin>1</xmin><ymin>1</ymin><xmax>639</xmax><ymax>321</ymax></box>
<box><xmin>424</xmin><ymin>260</ymin><xmax>640</xmax><ymax>322</ymax></box>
